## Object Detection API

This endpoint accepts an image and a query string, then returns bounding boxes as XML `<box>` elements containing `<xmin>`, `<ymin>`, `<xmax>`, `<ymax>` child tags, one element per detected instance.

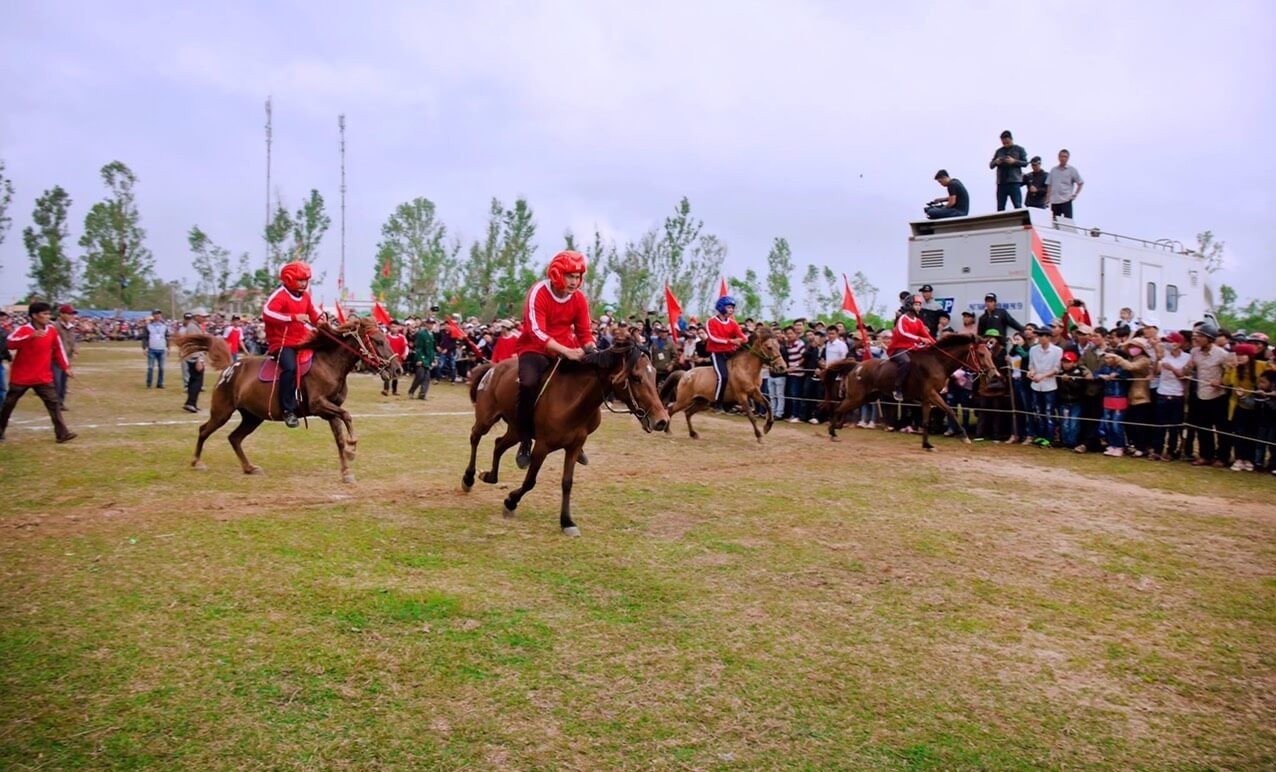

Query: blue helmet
<box><xmin>715</xmin><ymin>295</ymin><xmax>737</xmax><ymax>315</ymax></box>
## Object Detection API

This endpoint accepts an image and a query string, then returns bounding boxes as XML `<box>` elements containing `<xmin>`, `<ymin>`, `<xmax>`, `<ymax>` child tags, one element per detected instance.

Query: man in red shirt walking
<box><xmin>514</xmin><ymin>250</ymin><xmax>596</xmax><ymax>469</ymax></box>
<box><xmin>889</xmin><ymin>295</ymin><xmax>936</xmax><ymax>402</ymax></box>
<box><xmin>0</xmin><ymin>302</ymin><xmax>76</xmax><ymax>443</ymax></box>
<box><xmin>383</xmin><ymin>321</ymin><xmax>408</xmax><ymax>396</ymax></box>
<box><xmin>706</xmin><ymin>295</ymin><xmax>747</xmax><ymax>411</ymax></box>
<box><xmin>262</xmin><ymin>262</ymin><xmax>319</xmax><ymax>428</ymax></box>
<box><xmin>222</xmin><ymin>315</ymin><xmax>246</xmax><ymax>361</ymax></box>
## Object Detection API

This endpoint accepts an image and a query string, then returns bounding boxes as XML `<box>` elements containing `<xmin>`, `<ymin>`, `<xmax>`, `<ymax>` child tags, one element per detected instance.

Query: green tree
<box><xmin>687</xmin><ymin>233</ymin><xmax>727</xmax><ymax>315</ymax></box>
<box><xmin>292</xmin><ymin>189</ymin><xmax>331</xmax><ymax>264</ymax></box>
<box><xmin>0</xmin><ymin>159</ymin><xmax>14</xmax><ymax>265</ymax></box>
<box><xmin>765</xmin><ymin>236</ymin><xmax>794</xmax><ymax>321</ymax></box>
<box><xmin>660</xmin><ymin>197</ymin><xmax>704</xmax><ymax>309</ymax></box>
<box><xmin>373</xmin><ymin>197</ymin><xmax>459</xmax><ymax>316</ymax></box>
<box><xmin>1215</xmin><ymin>284</ymin><xmax>1276</xmax><ymax>339</ymax></box>
<box><xmin>727</xmin><ymin>268</ymin><xmax>762</xmax><ymax>320</ymax></box>
<box><xmin>1192</xmin><ymin>230</ymin><xmax>1225</xmax><ymax>274</ymax></box>
<box><xmin>458</xmin><ymin>197</ymin><xmax>538</xmax><ymax>318</ymax></box>
<box><xmin>608</xmin><ymin>228</ymin><xmax>660</xmax><ymax>317</ymax></box>
<box><xmin>801</xmin><ymin>264</ymin><xmax>841</xmax><ymax>318</ymax></box>
<box><xmin>849</xmin><ymin>270</ymin><xmax>881</xmax><ymax>316</ymax></box>
<box><xmin>188</xmin><ymin>226</ymin><xmax>242</xmax><ymax>309</ymax></box>
<box><xmin>23</xmin><ymin>186</ymin><xmax>75</xmax><ymax>301</ymax></box>
<box><xmin>260</xmin><ymin>198</ymin><xmax>294</xmax><ymax>293</ymax></box>
<box><xmin>77</xmin><ymin>161</ymin><xmax>155</xmax><ymax>308</ymax></box>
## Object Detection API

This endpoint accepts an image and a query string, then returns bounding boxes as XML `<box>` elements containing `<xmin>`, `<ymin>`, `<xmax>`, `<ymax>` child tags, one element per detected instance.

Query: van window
<box><xmin>1146</xmin><ymin>282</ymin><xmax>1157</xmax><ymax>311</ymax></box>
<box><xmin>1166</xmin><ymin>284</ymin><xmax>1179</xmax><ymax>312</ymax></box>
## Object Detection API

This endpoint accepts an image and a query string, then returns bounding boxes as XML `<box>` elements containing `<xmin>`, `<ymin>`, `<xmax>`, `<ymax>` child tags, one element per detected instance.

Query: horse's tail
<box><xmin>659</xmin><ymin>369</ymin><xmax>685</xmax><ymax>406</ymax></box>
<box><xmin>468</xmin><ymin>362</ymin><xmax>494</xmax><ymax>404</ymax></box>
<box><xmin>174</xmin><ymin>334</ymin><xmax>232</xmax><ymax>370</ymax></box>
<box><xmin>819</xmin><ymin>358</ymin><xmax>860</xmax><ymax>413</ymax></box>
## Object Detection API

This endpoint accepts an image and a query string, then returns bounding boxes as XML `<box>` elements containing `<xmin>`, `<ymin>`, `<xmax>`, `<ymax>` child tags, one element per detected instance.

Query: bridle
<box><xmin>744</xmin><ymin>335</ymin><xmax>785</xmax><ymax>371</ymax></box>
<box><xmin>928</xmin><ymin>339</ymin><xmax>994</xmax><ymax>382</ymax></box>
<box><xmin>316</xmin><ymin>324</ymin><xmax>396</xmax><ymax>378</ymax></box>
<box><xmin>599</xmin><ymin>345</ymin><xmax>652</xmax><ymax>427</ymax></box>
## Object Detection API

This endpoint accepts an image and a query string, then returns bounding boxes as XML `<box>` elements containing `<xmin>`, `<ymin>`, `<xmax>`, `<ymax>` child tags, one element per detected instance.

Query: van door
<box><xmin>1140</xmin><ymin>263</ymin><xmax>1163</xmax><ymax>323</ymax></box>
<box><xmin>1100</xmin><ymin>256</ymin><xmax>1124</xmax><ymax>327</ymax></box>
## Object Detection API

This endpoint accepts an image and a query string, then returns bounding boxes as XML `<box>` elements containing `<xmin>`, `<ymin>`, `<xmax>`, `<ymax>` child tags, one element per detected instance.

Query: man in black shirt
<box><xmin>989</xmin><ymin>130</ymin><xmax>1028</xmax><ymax>211</ymax></box>
<box><xmin>925</xmin><ymin>170</ymin><xmax>969</xmax><ymax>219</ymax></box>
<box><xmin>977</xmin><ymin>292</ymin><xmax>1025</xmax><ymax>337</ymax></box>
<box><xmin>1021</xmin><ymin>156</ymin><xmax>1049</xmax><ymax>209</ymax></box>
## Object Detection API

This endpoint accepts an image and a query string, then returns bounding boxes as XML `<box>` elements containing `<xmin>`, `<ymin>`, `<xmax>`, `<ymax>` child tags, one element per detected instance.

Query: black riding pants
<box><xmin>517</xmin><ymin>352</ymin><xmax>553</xmax><ymax>443</ymax></box>
<box><xmin>276</xmin><ymin>347</ymin><xmax>300</xmax><ymax>414</ymax></box>
<box><xmin>892</xmin><ymin>351</ymin><xmax>911</xmax><ymax>394</ymax></box>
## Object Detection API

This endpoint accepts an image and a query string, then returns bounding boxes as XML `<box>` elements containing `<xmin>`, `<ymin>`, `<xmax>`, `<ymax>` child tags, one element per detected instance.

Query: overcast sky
<box><xmin>2</xmin><ymin>0</ymin><xmax>1273</xmax><ymax>314</ymax></box>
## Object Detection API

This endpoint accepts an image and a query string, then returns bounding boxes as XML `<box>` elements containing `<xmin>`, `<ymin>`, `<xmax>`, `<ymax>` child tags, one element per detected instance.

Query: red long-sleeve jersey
<box><xmin>262</xmin><ymin>287</ymin><xmax>318</xmax><ymax>351</ymax></box>
<box><xmin>515</xmin><ymin>280</ymin><xmax>595</xmax><ymax>356</ymax></box>
<box><xmin>491</xmin><ymin>335</ymin><xmax>518</xmax><ymax>363</ymax></box>
<box><xmin>888</xmin><ymin>313</ymin><xmax>934</xmax><ymax>356</ymax></box>
<box><xmin>6</xmin><ymin>323</ymin><xmax>69</xmax><ymax>386</ymax></box>
<box><xmin>706</xmin><ymin>315</ymin><xmax>744</xmax><ymax>354</ymax></box>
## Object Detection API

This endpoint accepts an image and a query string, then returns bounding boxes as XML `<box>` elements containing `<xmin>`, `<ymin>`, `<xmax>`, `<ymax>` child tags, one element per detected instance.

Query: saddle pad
<box><xmin>258</xmin><ymin>350</ymin><xmax>315</xmax><ymax>383</ymax></box>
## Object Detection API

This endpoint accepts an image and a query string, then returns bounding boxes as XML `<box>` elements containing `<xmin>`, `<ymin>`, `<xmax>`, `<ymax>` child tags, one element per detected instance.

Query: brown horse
<box><xmin>819</xmin><ymin>333</ymin><xmax>1000</xmax><ymax>450</ymax></box>
<box><xmin>461</xmin><ymin>340</ymin><xmax>670</xmax><ymax>536</ymax></box>
<box><xmin>659</xmin><ymin>327</ymin><xmax>787</xmax><ymax>442</ymax></box>
<box><xmin>176</xmin><ymin>318</ymin><xmax>399</xmax><ymax>482</ymax></box>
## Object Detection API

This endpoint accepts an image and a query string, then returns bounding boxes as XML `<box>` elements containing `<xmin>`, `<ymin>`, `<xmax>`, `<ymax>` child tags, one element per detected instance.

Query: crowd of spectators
<box><xmin>5</xmin><ymin>298</ymin><xmax>1271</xmax><ymax>476</ymax></box>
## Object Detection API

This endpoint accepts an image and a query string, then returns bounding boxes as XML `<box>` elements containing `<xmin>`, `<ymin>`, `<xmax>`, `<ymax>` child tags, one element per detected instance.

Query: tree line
<box><xmin>0</xmin><ymin>156</ymin><xmax>884</xmax><ymax>322</ymax></box>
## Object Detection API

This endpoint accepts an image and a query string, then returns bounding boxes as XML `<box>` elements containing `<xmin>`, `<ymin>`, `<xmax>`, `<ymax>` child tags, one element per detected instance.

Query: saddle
<box><xmin>258</xmin><ymin>349</ymin><xmax>315</xmax><ymax>383</ymax></box>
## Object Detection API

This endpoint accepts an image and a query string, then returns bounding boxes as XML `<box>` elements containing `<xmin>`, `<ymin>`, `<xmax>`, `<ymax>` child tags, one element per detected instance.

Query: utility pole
<box><xmin>265</xmin><ymin>96</ymin><xmax>273</xmax><ymax>268</ymax></box>
<box><xmin>338</xmin><ymin>114</ymin><xmax>347</xmax><ymax>301</ymax></box>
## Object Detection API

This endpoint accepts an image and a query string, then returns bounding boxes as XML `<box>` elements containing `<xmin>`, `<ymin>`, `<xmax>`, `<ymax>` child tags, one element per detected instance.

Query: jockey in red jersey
<box><xmin>706</xmin><ymin>295</ymin><xmax>747</xmax><ymax>410</ymax></box>
<box><xmin>262</xmin><ymin>261</ymin><xmax>319</xmax><ymax>427</ymax></box>
<box><xmin>514</xmin><ymin>250</ymin><xmax>596</xmax><ymax>469</ymax></box>
<box><xmin>888</xmin><ymin>294</ymin><xmax>936</xmax><ymax>402</ymax></box>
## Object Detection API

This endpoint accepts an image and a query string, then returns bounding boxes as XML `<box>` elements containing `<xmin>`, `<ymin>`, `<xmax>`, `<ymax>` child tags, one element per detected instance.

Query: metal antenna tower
<box><xmin>265</xmin><ymin>96</ymin><xmax>273</xmax><ymax>266</ymax></box>
<box><xmin>338</xmin><ymin>114</ymin><xmax>347</xmax><ymax>300</ymax></box>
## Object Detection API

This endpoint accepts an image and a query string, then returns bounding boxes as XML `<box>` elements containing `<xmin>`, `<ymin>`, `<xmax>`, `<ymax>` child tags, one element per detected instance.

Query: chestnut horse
<box><xmin>461</xmin><ymin>340</ymin><xmax>670</xmax><ymax>536</ymax></box>
<box><xmin>658</xmin><ymin>327</ymin><xmax>787</xmax><ymax>442</ymax></box>
<box><xmin>176</xmin><ymin>318</ymin><xmax>399</xmax><ymax>481</ymax></box>
<box><xmin>818</xmin><ymin>333</ymin><xmax>1000</xmax><ymax>450</ymax></box>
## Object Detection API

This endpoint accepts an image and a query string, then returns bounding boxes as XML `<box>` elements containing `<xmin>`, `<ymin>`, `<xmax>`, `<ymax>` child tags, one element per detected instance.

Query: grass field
<box><xmin>1</xmin><ymin>342</ymin><xmax>1273</xmax><ymax>769</ymax></box>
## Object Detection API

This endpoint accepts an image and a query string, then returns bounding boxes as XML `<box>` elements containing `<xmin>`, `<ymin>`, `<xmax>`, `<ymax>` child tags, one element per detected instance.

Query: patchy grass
<box><xmin>0</xmin><ymin>343</ymin><xmax>1274</xmax><ymax>768</ymax></box>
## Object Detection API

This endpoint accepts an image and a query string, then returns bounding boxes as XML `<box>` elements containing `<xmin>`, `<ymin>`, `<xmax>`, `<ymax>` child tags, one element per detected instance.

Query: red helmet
<box><xmin>547</xmin><ymin>250</ymin><xmax>587</xmax><ymax>293</ymax></box>
<box><xmin>280</xmin><ymin>261</ymin><xmax>312</xmax><ymax>293</ymax></box>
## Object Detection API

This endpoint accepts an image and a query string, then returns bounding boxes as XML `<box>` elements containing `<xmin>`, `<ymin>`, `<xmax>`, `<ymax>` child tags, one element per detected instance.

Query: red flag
<box><xmin>334</xmin><ymin>301</ymin><xmax>347</xmax><ymax>324</ymax></box>
<box><xmin>381</xmin><ymin>256</ymin><xmax>393</xmax><ymax>278</ymax></box>
<box><xmin>447</xmin><ymin>318</ymin><xmax>485</xmax><ymax>360</ymax></box>
<box><xmin>664</xmin><ymin>283</ymin><xmax>682</xmax><ymax>342</ymax></box>
<box><xmin>718</xmin><ymin>277</ymin><xmax>729</xmax><ymax>298</ymax></box>
<box><xmin>842</xmin><ymin>274</ymin><xmax>873</xmax><ymax>361</ymax></box>
<box><xmin>372</xmin><ymin>301</ymin><xmax>392</xmax><ymax>326</ymax></box>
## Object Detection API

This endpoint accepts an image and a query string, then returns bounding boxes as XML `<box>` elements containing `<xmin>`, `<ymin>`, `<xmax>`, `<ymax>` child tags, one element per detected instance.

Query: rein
<box><xmin>598</xmin><ymin>346</ymin><xmax>648</xmax><ymax>420</ymax></box>
<box><xmin>927</xmin><ymin>340</ymin><xmax>991</xmax><ymax>381</ymax></box>
<box><xmin>315</xmin><ymin>325</ymin><xmax>392</xmax><ymax>375</ymax></box>
<box><xmin>743</xmin><ymin>337</ymin><xmax>783</xmax><ymax>370</ymax></box>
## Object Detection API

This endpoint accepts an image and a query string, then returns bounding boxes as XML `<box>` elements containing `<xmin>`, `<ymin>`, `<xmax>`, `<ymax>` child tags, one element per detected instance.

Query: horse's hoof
<box><xmin>562</xmin><ymin>526</ymin><xmax>581</xmax><ymax>538</ymax></box>
<box><xmin>830</xmin><ymin>435</ymin><xmax>841</xmax><ymax>443</ymax></box>
<box><xmin>924</xmin><ymin>446</ymin><xmax>937</xmax><ymax>453</ymax></box>
<box><xmin>342</xmin><ymin>473</ymin><xmax>356</xmax><ymax>484</ymax></box>
<box><xmin>246</xmin><ymin>466</ymin><xmax>264</xmax><ymax>475</ymax></box>
<box><xmin>502</xmin><ymin>503</ymin><xmax>516</xmax><ymax>519</ymax></box>
<box><xmin>962</xmin><ymin>438</ymin><xmax>973</xmax><ymax>445</ymax></box>
<box><xmin>690</xmin><ymin>433</ymin><xmax>700</xmax><ymax>440</ymax></box>
<box><xmin>480</xmin><ymin>471</ymin><xmax>497</xmax><ymax>485</ymax></box>
<box><xmin>192</xmin><ymin>461</ymin><xmax>208</xmax><ymax>471</ymax></box>
<box><xmin>461</xmin><ymin>479</ymin><xmax>473</xmax><ymax>493</ymax></box>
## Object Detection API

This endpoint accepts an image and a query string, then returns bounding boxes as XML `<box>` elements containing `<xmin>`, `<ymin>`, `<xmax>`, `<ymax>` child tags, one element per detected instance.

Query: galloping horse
<box><xmin>659</xmin><ymin>327</ymin><xmax>786</xmax><ymax>442</ymax></box>
<box><xmin>819</xmin><ymin>333</ymin><xmax>1000</xmax><ymax>450</ymax></box>
<box><xmin>176</xmin><ymin>318</ymin><xmax>399</xmax><ymax>482</ymax></box>
<box><xmin>461</xmin><ymin>340</ymin><xmax>670</xmax><ymax>536</ymax></box>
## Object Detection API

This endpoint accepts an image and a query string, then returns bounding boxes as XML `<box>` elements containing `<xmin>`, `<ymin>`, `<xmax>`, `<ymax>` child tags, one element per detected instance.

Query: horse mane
<box><xmin>295</xmin><ymin>318</ymin><xmax>377</xmax><ymax>354</ymax></box>
<box><xmin>931</xmin><ymin>333</ymin><xmax>981</xmax><ymax>352</ymax></box>
<box><xmin>574</xmin><ymin>341</ymin><xmax>641</xmax><ymax>374</ymax></box>
<box><xmin>730</xmin><ymin>328</ymin><xmax>772</xmax><ymax>360</ymax></box>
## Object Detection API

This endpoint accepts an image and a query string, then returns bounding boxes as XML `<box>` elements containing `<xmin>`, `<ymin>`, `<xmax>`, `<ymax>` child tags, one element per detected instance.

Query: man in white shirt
<box><xmin>1155</xmin><ymin>331</ymin><xmax>1191</xmax><ymax>460</ymax></box>
<box><xmin>1028</xmin><ymin>335</ymin><xmax>1063</xmax><ymax>447</ymax></box>
<box><xmin>1045</xmin><ymin>149</ymin><xmax>1085</xmax><ymax>220</ymax></box>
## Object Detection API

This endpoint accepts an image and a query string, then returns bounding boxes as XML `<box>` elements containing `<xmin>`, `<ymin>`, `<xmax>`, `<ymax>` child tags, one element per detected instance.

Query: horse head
<box><xmin>329</xmin><ymin>318</ymin><xmax>401</xmax><ymax>378</ymax></box>
<box><xmin>746</xmin><ymin>327</ymin><xmax>787</xmax><ymax>373</ymax></box>
<box><xmin>598</xmin><ymin>342</ymin><xmax>670</xmax><ymax>433</ymax></box>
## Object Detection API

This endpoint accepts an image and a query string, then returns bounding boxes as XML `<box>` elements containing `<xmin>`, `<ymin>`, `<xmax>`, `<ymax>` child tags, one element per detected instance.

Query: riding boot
<box><xmin>893</xmin><ymin>362</ymin><xmax>908</xmax><ymax>403</ymax></box>
<box><xmin>516</xmin><ymin>383</ymin><xmax>536</xmax><ymax>470</ymax></box>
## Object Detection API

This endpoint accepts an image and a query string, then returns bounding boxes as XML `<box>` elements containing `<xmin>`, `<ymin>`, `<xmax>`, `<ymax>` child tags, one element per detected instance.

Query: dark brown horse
<box><xmin>461</xmin><ymin>340</ymin><xmax>670</xmax><ymax>536</ymax></box>
<box><xmin>658</xmin><ymin>327</ymin><xmax>787</xmax><ymax>442</ymax></box>
<box><xmin>176</xmin><ymin>318</ymin><xmax>399</xmax><ymax>482</ymax></box>
<box><xmin>819</xmin><ymin>333</ymin><xmax>1000</xmax><ymax>450</ymax></box>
